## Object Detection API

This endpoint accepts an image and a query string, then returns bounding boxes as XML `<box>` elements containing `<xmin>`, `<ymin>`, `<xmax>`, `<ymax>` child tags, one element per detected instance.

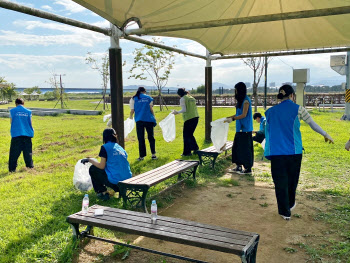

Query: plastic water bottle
<box><xmin>82</xmin><ymin>194</ymin><xmax>89</xmax><ymax>214</ymax></box>
<box><xmin>151</xmin><ymin>200</ymin><xmax>157</xmax><ymax>224</ymax></box>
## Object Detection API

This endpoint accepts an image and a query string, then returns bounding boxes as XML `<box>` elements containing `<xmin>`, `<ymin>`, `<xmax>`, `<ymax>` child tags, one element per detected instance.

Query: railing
<box><xmin>105</xmin><ymin>93</ymin><xmax>345</xmax><ymax>107</ymax></box>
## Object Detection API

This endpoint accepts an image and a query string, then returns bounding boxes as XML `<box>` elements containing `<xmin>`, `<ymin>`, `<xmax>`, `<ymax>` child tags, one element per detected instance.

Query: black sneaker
<box><xmin>136</xmin><ymin>157</ymin><xmax>144</xmax><ymax>161</ymax></box>
<box><xmin>181</xmin><ymin>153</ymin><xmax>192</xmax><ymax>157</ymax></box>
<box><xmin>238</xmin><ymin>169</ymin><xmax>252</xmax><ymax>175</ymax></box>
<box><xmin>228</xmin><ymin>166</ymin><xmax>242</xmax><ymax>173</ymax></box>
<box><xmin>151</xmin><ymin>155</ymin><xmax>158</xmax><ymax>160</ymax></box>
<box><xmin>97</xmin><ymin>192</ymin><xmax>110</xmax><ymax>201</ymax></box>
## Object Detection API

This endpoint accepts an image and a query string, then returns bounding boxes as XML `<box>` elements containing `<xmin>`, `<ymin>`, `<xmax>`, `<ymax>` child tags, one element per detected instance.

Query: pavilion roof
<box><xmin>72</xmin><ymin>0</ymin><xmax>350</xmax><ymax>55</ymax></box>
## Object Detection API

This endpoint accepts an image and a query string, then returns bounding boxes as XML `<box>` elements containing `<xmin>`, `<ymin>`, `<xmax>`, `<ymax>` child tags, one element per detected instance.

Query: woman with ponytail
<box><xmin>129</xmin><ymin>87</ymin><xmax>157</xmax><ymax>161</ymax></box>
<box><xmin>225</xmin><ymin>82</ymin><xmax>254</xmax><ymax>175</ymax></box>
<box><xmin>173</xmin><ymin>88</ymin><xmax>199</xmax><ymax>156</ymax></box>
<box><xmin>264</xmin><ymin>84</ymin><xmax>334</xmax><ymax>220</ymax></box>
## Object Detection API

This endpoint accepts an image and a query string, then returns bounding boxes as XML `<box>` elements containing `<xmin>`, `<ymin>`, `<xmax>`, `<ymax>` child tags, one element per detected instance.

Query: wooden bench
<box><xmin>67</xmin><ymin>205</ymin><xmax>259</xmax><ymax>263</ymax></box>
<box><xmin>197</xmin><ymin>141</ymin><xmax>233</xmax><ymax>169</ymax></box>
<box><xmin>118</xmin><ymin>159</ymin><xmax>199</xmax><ymax>212</ymax></box>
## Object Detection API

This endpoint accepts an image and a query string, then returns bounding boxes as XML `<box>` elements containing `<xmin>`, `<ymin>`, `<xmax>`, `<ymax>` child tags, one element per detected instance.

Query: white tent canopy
<box><xmin>72</xmin><ymin>0</ymin><xmax>350</xmax><ymax>55</ymax></box>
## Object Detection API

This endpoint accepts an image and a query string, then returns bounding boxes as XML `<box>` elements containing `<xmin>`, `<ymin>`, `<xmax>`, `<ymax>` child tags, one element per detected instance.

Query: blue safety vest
<box><xmin>259</xmin><ymin>116</ymin><xmax>266</xmax><ymax>133</ymax></box>
<box><xmin>134</xmin><ymin>94</ymin><xmax>156</xmax><ymax>124</ymax></box>
<box><xmin>103</xmin><ymin>142</ymin><xmax>132</xmax><ymax>184</ymax></box>
<box><xmin>236</xmin><ymin>96</ymin><xmax>253</xmax><ymax>132</ymax></box>
<box><xmin>264</xmin><ymin>100</ymin><xmax>302</xmax><ymax>159</ymax></box>
<box><xmin>10</xmin><ymin>105</ymin><xmax>34</xmax><ymax>138</ymax></box>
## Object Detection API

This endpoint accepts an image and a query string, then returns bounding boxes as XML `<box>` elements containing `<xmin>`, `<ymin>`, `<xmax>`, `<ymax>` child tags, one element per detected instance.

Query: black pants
<box><xmin>136</xmin><ymin>121</ymin><xmax>156</xmax><ymax>158</ymax></box>
<box><xmin>9</xmin><ymin>136</ymin><xmax>34</xmax><ymax>172</ymax></box>
<box><xmin>270</xmin><ymin>154</ymin><xmax>302</xmax><ymax>217</ymax></box>
<box><xmin>232</xmin><ymin>132</ymin><xmax>254</xmax><ymax>169</ymax></box>
<box><xmin>89</xmin><ymin>165</ymin><xmax>119</xmax><ymax>193</ymax></box>
<box><xmin>252</xmin><ymin>131</ymin><xmax>265</xmax><ymax>144</ymax></box>
<box><xmin>183</xmin><ymin>117</ymin><xmax>199</xmax><ymax>155</ymax></box>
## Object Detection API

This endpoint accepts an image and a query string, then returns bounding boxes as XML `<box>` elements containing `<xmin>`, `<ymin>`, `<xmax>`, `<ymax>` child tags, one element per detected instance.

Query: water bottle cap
<box><xmin>84</xmin><ymin>194</ymin><xmax>88</xmax><ymax>197</ymax></box>
<box><xmin>152</xmin><ymin>200</ymin><xmax>156</xmax><ymax>204</ymax></box>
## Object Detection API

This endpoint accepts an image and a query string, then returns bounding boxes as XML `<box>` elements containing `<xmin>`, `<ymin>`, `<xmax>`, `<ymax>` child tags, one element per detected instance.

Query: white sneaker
<box><xmin>290</xmin><ymin>202</ymin><xmax>296</xmax><ymax>211</ymax></box>
<box><xmin>280</xmin><ymin>214</ymin><xmax>291</xmax><ymax>221</ymax></box>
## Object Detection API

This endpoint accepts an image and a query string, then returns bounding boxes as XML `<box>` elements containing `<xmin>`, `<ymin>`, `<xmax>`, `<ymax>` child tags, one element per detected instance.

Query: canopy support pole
<box><xmin>342</xmin><ymin>51</ymin><xmax>350</xmax><ymax>120</ymax></box>
<box><xmin>205</xmin><ymin>50</ymin><xmax>212</xmax><ymax>142</ymax></box>
<box><xmin>109</xmin><ymin>24</ymin><xmax>125</xmax><ymax>148</ymax></box>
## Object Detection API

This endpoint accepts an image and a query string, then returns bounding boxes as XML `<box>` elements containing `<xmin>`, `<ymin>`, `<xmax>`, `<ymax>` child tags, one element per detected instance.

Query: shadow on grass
<box><xmin>1</xmin><ymin>190</ymin><xmax>124</xmax><ymax>262</ymax></box>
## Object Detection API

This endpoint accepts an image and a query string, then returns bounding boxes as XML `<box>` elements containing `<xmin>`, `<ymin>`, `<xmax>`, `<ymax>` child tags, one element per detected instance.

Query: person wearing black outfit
<box><xmin>9</xmin><ymin>98</ymin><xmax>34</xmax><ymax>172</ymax></box>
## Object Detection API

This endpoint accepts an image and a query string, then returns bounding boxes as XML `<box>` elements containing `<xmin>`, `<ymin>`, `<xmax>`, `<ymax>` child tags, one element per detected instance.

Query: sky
<box><xmin>0</xmin><ymin>0</ymin><xmax>347</xmax><ymax>90</ymax></box>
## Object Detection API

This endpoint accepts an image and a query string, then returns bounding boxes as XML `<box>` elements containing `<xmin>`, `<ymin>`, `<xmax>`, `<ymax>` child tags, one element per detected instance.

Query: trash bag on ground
<box><xmin>211</xmin><ymin>117</ymin><xmax>229</xmax><ymax>152</ymax></box>
<box><xmin>159</xmin><ymin>113</ymin><xmax>176</xmax><ymax>142</ymax></box>
<box><xmin>73</xmin><ymin>159</ymin><xmax>94</xmax><ymax>191</ymax></box>
<box><xmin>124</xmin><ymin>118</ymin><xmax>135</xmax><ymax>138</ymax></box>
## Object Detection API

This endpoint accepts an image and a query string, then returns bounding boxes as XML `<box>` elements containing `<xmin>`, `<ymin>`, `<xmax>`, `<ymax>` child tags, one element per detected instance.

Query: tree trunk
<box><xmin>253</xmin><ymin>74</ymin><xmax>258</xmax><ymax>112</ymax></box>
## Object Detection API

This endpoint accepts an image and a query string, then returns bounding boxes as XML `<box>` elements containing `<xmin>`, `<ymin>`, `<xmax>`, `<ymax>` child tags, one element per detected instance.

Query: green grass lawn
<box><xmin>0</xmin><ymin>100</ymin><xmax>349</xmax><ymax>262</ymax></box>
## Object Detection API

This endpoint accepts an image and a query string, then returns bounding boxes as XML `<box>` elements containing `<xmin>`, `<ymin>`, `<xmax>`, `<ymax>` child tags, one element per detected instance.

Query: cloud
<box><xmin>0</xmin><ymin>29</ymin><xmax>108</xmax><ymax>47</ymax></box>
<box><xmin>41</xmin><ymin>5</ymin><xmax>53</xmax><ymax>11</ymax></box>
<box><xmin>53</xmin><ymin>0</ymin><xmax>87</xmax><ymax>13</ymax></box>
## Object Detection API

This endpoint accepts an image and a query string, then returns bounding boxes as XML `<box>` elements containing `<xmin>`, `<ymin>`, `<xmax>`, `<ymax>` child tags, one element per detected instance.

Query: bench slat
<box><xmin>92</xmin><ymin>205</ymin><xmax>254</xmax><ymax>237</ymax></box>
<box><xmin>137</xmin><ymin>163</ymin><xmax>196</xmax><ymax>186</ymax></box>
<box><xmin>67</xmin><ymin>206</ymin><xmax>258</xmax><ymax>255</ymax></box>
<box><xmin>121</xmin><ymin>160</ymin><xmax>197</xmax><ymax>186</ymax></box>
<box><xmin>123</xmin><ymin>160</ymin><xmax>180</xmax><ymax>183</ymax></box>
<box><xmin>86</xmin><ymin>207</ymin><xmax>252</xmax><ymax>245</ymax></box>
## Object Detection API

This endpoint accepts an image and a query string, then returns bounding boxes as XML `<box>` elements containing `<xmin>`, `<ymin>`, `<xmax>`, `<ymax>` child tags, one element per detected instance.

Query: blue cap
<box><xmin>84</xmin><ymin>194</ymin><xmax>88</xmax><ymax>197</ymax></box>
<box><xmin>152</xmin><ymin>200</ymin><xmax>156</xmax><ymax>204</ymax></box>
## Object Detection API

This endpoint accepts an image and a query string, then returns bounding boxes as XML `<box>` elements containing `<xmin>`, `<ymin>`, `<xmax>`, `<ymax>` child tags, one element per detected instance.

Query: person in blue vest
<box><xmin>129</xmin><ymin>87</ymin><xmax>157</xmax><ymax>161</ymax></box>
<box><xmin>9</xmin><ymin>98</ymin><xmax>34</xmax><ymax>172</ymax></box>
<box><xmin>82</xmin><ymin>128</ymin><xmax>132</xmax><ymax>200</ymax></box>
<box><xmin>225</xmin><ymin>82</ymin><xmax>254</xmax><ymax>175</ymax></box>
<box><xmin>264</xmin><ymin>84</ymin><xmax>334</xmax><ymax>220</ymax></box>
<box><xmin>252</xmin><ymin>112</ymin><xmax>266</xmax><ymax>144</ymax></box>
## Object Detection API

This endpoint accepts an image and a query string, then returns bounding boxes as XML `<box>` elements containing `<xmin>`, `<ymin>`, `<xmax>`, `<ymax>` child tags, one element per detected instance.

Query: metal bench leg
<box><xmin>118</xmin><ymin>183</ymin><xmax>150</xmax><ymax>213</ymax></box>
<box><xmin>197</xmin><ymin>152</ymin><xmax>219</xmax><ymax>169</ymax></box>
<box><xmin>69</xmin><ymin>223</ymin><xmax>80</xmax><ymax>241</ymax></box>
<box><xmin>241</xmin><ymin>235</ymin><xmax>259</xmax><ymax>263</ymax></box>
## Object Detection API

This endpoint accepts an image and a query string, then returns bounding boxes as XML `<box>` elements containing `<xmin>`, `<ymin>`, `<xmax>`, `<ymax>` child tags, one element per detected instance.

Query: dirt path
<box><xmin>75</xmin><ymin>166</ymin><xmax>333</xmax><ymax>263</ymax></box>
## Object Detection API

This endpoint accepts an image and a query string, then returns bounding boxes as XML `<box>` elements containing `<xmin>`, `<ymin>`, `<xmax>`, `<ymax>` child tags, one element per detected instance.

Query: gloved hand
<box><xmin>224</xmin><ymin>117</ymin><xmax>234</xmax><ymax>123</ymax></box>
<box><xmin>81</xmin><ymin>158</ymin><xmax>89</xmax><ymax>164</ymax></box>
<box><xmin>345</xmin><ymin>140</ymin><xmax>350</xmax><ymax>151</ymax></box>
<box><xmin>324</xmin><ymin>133</ymin><xmax>334</xmax><ymax>144</ymax></box>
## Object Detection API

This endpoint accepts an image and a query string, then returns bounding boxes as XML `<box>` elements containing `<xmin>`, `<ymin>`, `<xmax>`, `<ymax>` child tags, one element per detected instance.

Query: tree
<box><xmin>24</xmin><ymin>86</ymin><xmax>41</xmax><ymax>94</ymax></box>
<box><xmin>128</xmin><ymin>38</ymin><xmax>176</xmax><ymax>111</ymax></box>
<box><xmin>193</xmin><ymin>84</ymin><xmax>205</xmax><ymax>94</ymax></box>
<box><xmin>242</xmin><ymin>57</ymin><xmax>270</xmax><ymax>112</ymax></box>
<box><xmin>86</xmin><ymin>52</ymin><xmax>110</xmax><ymax>110</ymax></box>
<box><xmin>46</xmin><ymin>73</ymin><xmax>67</xmax><ymax>108</ymax></box>
<box><xmin>0</xmin><ymin>77</ymin><xmax>17</xmax><ymax>101</ymax></box>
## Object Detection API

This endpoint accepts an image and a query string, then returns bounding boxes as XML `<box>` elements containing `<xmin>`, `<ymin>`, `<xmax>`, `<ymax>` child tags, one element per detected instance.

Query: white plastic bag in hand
<box><xmin>73</xmin><ymin>159</ymin><xmax>94</xmax><ymax>191</ymax></box>
<box><xmin>159</xmin><ymin>113</ymin><xmax>176</xmax><ymax>142</ymax></box>
<box><xmin>261</xmin><ymin>139</ymin><xmax>266</xmax><ymax>150</ymax></box>
<box><xmin>124</xmin><ymin>118</ymin><xmax>135</xmax><ymax>138</ymax></box>
<box><xmin>211</xmin><ymin>118</ymin><xmax>229</xmax><ymax>152</ymax></box>
<box><xmin>103</xmin><ymin>114</ymin><xmax>112</xmax><ymax>127</ymax></box>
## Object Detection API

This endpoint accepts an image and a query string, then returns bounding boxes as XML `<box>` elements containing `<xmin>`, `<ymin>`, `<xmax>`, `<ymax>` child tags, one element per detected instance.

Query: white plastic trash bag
<box><xmin>159</xmin><ymin>113</ymin><xmax>176</xmax><ymax>142</ymax></box>
<box><xmin>124</xmin><ymin>118</ymin><xmax>135</xmax><ymax>139</ymax></box>
<box><xmin>103</xmin><ymin>114</ymin><xmax>112</xmax><ymax>127</ymax></box>
<box><xmin>73</xmin><ymin>159</ymin><xmax>94</xmax><ymax>191</ymax></box>
<box><xmin>261</xmin><ymin>139</ymin><xmax>266</xmax><ymax>150</ymax></box>
<box><xmin>211</xmin><ymin>118</ymin><xmax>229</xmax><ymax>152</ymax></box>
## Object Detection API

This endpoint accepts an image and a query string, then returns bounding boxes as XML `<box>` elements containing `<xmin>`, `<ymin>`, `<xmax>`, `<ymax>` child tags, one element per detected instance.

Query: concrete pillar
<box><xmin>205</xmin><ymin>50</ymin><xmax>212</xmax><ymax>142</ymax></box>
<box><xmin>109</xmin><ymin>25</ymin><xmax>125</xmax><ymax>148</ymax></box>
<box><xmin>293</xmin><ymin>69</ymin><xmax>310</xmax><ymax>107</ymax></box>
<box><xmin>295</xmin><ymin>83</ymin><xmax>305</xmax><ymax>107</ymax></box>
